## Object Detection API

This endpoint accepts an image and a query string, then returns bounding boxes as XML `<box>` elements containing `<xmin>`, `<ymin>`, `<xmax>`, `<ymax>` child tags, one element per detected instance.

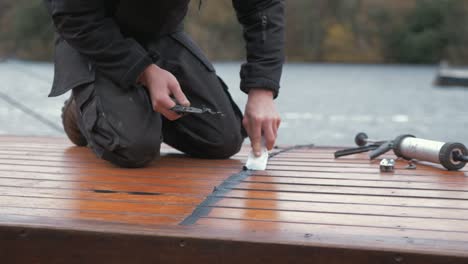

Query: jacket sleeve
<box><xmin>44</xmin><ymin>0</ymin><xmax>153</xmax><ymax>89</ymax></box>
<box><xmin>232</xmin><ymin>0</ymin><xmax>285</xmax><ymax>98</ymax></box>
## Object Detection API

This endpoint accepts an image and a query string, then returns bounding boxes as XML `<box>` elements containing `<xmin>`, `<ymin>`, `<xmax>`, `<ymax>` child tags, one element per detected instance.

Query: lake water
<box><xmin>1</xmin><ymin>60</ymin><xmax>467</xmax><ymax>147</ymax></box>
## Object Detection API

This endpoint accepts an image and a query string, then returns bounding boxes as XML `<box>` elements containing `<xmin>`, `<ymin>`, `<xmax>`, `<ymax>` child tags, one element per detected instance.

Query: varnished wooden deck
<box><xmin>1</xmin><ymin>136</ymin><xmax>468</xmax><ymax>263</ymax></box>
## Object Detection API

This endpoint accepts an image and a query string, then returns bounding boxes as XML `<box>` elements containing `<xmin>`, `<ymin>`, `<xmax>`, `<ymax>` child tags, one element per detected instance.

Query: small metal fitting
<box><xmin>380</xmin><ymin>158</ymin><xmax>395</xmax><ymax>172</ymax></box>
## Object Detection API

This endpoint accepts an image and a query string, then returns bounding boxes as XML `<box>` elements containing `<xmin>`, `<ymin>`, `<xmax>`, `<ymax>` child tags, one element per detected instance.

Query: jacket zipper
<box><xmin>261</xmin><ymin>14</ymin><xmax>268</xmax><ymax>43</ymax></box>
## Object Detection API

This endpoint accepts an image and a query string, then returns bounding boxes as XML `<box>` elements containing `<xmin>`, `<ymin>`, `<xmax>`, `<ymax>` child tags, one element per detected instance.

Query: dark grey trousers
<box><xmin>73</xmin><ymin>32</ymin><xmax>245</xmax><ymax>168</ymax></box>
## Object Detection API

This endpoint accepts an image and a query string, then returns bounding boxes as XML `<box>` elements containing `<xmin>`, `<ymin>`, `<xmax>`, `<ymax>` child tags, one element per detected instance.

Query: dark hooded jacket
<box><xmin>44</xmin><ymin>0</ymin><xmax>285</xmax><ymax>98</ymax></box>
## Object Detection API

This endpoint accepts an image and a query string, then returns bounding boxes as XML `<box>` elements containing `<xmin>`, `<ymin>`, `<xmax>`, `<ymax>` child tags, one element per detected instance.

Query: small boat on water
<box><xmin>435</xmin><ymin>62</ymin><xmax>468</xmax><ymax>87</ymax></box>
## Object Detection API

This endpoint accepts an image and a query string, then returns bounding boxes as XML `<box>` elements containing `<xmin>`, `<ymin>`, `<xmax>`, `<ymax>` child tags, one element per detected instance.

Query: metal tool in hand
<box><xmin>335</xmin><ymin>132</ymin><xmax>468</xmax><ymax>171</ymax></box>
<box><xmin>170</xmin><ymin>104</ymin><xmax>223</xmax><ymax>116</ymax></box>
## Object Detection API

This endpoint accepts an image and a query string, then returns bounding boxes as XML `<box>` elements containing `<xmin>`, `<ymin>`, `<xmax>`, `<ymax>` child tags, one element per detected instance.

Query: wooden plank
<box><xmin>0</xmin><ymin>149</ymin><xmax>95</xmax><ymax>158</ymax></box>
<box><xmin>0</xmin><ymin>167</ymin><xmax>239</xmax><ymax>184</ymax></box>
<box><xmin>0</xmin><ymin>178</ymin><xmax>215</xmax><ymax>195</ymax></box>
<box><xmin>224</xmin><ymin>190</ymin><xmax>468</xmax><ymax>209</ymax></box>
<box><xmin>0</xmin><ymin>207</ymin><xmax>181</xmax><ymax>226</ymax></box>
<box><xmin>0</xmin><ymin>170</ymin><xmax>236</xmax><ymax>182</ymax></box>
<box><xmin>203</xmin><ymin>207</ymin><xmax>468</xmax><ymax>232</ymax></box>
<box><xmin>253</xmin><ymin>170</ymin><xmax>468</xmax><ymax>183</ymax></box>
<box><xmin>271</xmin><ymin>157</ymin><xmax>374</xmax><ymax>162</ymax></box>
<box><xmin>0</xmin><ymin>145</ymin><xmax>234</xmax><ymax>153</ymax></box>
<box><xmin>0</xmin><ymin>186</ymin><xmax>204</xmax><ymax>203</ymax></box>
<box><xmin>0</xmin><ymin>143</ymin><xmax>80</xmax><ymax>149</ymax></box>
<box><xmin>268</xmin><ymin>160</ymin><xmax>457</xmax><ymax>170</ymax></box>
<box><xmin>233</xmin><ymin>182</ymin><xmax>468</xmax><ymax>200</ymax></box>
<box><xmin>0</xmin><ymin>168</ymin><xmax>229</xmax><ymax>187</ymax></box>
<box><xmin>245</xmin><ymin>175</ymin><xmax>468</xmax><ymax>191</ymax></box>
<box><xmin>0</xmin><ymin>146</ymin><xmax>186</xmax><ymax>156</ymax></box>
<box><xmin>0</xmin><ymin>135</ymin><xmax>64</xmax><ymax>140</ymax></box>
<box><xmin>0</xmin><ymin>170</ymin><xmax>227</xmax><ymax>185</ymax></box>
<box><xmin>212</xmin><ymin>197</ymin><xmax>468</xmax><ymax>220</ymax></box>
<box><xmin>0</xmin><ymin>141</ymin><xmax>184</xmax><ymax>149</ymax></box>
<box><xmin>265</xmin><ymin>165</ymin><xmax>466</xmax><ymax>176</ymax></box>
<box><xmin>196</xmin><ymin>218</ymin><xmax>468</xmax><ymax>243</ymax></box>
<box><xmin>275</xmin><ymin>153</ymin><xmax>368</xmax><ymax>158</ymax></box>
<box><xmin>0</xmin><ymin>158</ymin><xmax>244</xmax><ymax>170</ymax></box>
<box><xmin>0</xmin><ymin>196</ymin><xmax>194</xmax><ymax>217</ymax></box>
<box><xmin>0</xmin><ymin>186</ymin><xmax>206</xmax><ymax>201</ymax></box>
<box><xmin>0</xmin><ymin>164</ymin><xmax>240</xmax><ymax>176</ymax></box>
<box><xmin>0</xmin><ymin>144</ymin><xmax>250</xmax><ymax>154</ymax></box>
<box><xmin>0</xmin><ymin>153</ymin><xmax>245</xmax><ymax>163</ymax></box>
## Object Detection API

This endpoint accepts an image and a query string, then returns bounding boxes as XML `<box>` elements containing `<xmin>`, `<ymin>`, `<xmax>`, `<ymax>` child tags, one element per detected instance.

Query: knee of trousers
<box><xmin>82</xmin><ymin>113</ymin><xmax>161</xmax><ymax>168</ymax></box>
<box><xmin>196</xmin><ymin>130</ymin><xmax>244</xmax><ymax>159</ymax></box>
<box><xmin>98</xmin><ymin>135</ymin><xmax>161</xmax><ymax>168</ymax></box>
<box><xmin>81</xmin><ymin>112</ymin><xmax>161</xmax><ymax>167</ymax></box>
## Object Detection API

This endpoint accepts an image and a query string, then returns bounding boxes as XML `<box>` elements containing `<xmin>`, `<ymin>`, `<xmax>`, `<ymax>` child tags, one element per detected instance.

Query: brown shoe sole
<box><xmin>62</xmin><ymin>97</ymin><xmax>88</xmax><ymax>147</ymax></box>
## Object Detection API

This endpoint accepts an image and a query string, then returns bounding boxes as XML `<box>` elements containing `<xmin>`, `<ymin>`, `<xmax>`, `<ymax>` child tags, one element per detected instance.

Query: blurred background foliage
<box><xmin>0</xmin><ymin>0</ymin><xmax>467</xmax><ymax>64</ymax></box>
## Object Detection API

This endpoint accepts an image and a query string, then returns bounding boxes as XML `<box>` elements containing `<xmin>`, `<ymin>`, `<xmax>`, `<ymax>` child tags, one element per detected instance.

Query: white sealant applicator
<box><xmin>245</xmin><ymin>139</ymin><xmax>269</xmax><ymax>171</ymax></box>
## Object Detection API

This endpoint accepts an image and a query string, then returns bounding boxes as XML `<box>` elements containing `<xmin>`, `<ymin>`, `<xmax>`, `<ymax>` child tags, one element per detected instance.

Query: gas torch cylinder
<box><xmin>393</xmin><ymin>135</ymin><xmax>468</xmax><ymax>171</ymax></box>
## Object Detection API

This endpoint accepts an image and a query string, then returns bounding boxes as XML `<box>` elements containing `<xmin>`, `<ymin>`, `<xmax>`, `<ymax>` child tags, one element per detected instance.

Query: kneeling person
<box><xmin>45</xmin><ymin>0</ymin><xmax>285</xmax><ymax>168</ymax></box>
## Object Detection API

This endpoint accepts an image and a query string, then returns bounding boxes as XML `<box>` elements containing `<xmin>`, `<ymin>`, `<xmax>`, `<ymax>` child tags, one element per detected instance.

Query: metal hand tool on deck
<box><xmin>335</xmin><ymin>132</ymin><xmax>468</xmax><ymax>171</ymax></box>
<box><xmin>333</xmin><ymin>132</ymin><xmax>387</xmax><ymax>158</ymax></box>
<box><xmin>380</xmin><ymin>158</ymin><xmax>395</xmax><ymax>172</ymax></box>
<box><xmin>354</xmin><ymin>132</ymin><xmax>388</xmax><ymax>146</ymax></box>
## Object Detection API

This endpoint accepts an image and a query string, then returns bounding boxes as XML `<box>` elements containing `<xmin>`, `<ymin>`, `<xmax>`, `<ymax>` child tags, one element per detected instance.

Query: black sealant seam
<box><xmin>179</xmin><ymin>144</ymin><xmax>315</xmax><ymax>226</ymax></box>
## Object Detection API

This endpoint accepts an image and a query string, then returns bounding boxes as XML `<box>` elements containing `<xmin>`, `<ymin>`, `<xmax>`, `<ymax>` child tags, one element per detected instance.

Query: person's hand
<box><xmin>243</xmin><ymin>89</ymin><xmax>281</xmax><ymax>156</ymax></box>
<box><xmin>138</xmin><ymin>64</ymin><xmax>190</xmax><ymax>120</ymax></box>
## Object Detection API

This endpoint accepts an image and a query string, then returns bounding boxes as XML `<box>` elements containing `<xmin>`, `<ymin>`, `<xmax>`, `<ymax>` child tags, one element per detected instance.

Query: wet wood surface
<box><xmin>0</xmin><ymin>136</ymin><xmax>467</xmax><ymax>263</ymax></box>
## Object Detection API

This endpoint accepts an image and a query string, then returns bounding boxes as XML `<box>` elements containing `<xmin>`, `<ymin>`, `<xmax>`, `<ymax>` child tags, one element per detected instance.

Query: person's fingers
<box><xmin>272</xmin><ymin>119</ymin><xmax>278</xmax><ymax>138</ymax></box>
<box><xmin>160</xmin><ymin>108</ymin><xmax>181</xmax><ymax>121</ymax></box>
<box><xmin>263</xmin><ymin>122</ymin><xmax>276</xmax><ymax>150</ymax></box>
<box><xmin>249</xmin><ymin>118</ymin><xmax>263</xmax><ymax>157</ymax></box>
<box><xmin>274</xmin><ymin>117</ymin><xmax>281</xmax><ymax>138</ymax></box>
<box><xmin>155</xmin><ymin>95</ymin><xmax>181</xmax><ymax>120</ymax></box>
<box><xmin>242</xmin><ymin>117</ymin><xmax>250</xmax><ymax>133</ymax></box>
<box><xmin>169</xmin><ymin>79</ymin><xmax>190</xmax><ymax>107</ymax></box>
<box><xmin>159</xmin><ymin>95</ymin><xmax>178</xmax><ymax>109</ymax></box>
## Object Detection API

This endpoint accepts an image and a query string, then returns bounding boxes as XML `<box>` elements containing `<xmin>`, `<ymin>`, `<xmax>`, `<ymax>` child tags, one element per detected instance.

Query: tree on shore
<box><xmin>377</xmin><ymin>0</ymin><xmax>468</xmax><ymax>64</ymax></box>
<box><xmin>0</xmin><ymin>0</ymin><xmax>467</xmax><ymax>64</ymax></box>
